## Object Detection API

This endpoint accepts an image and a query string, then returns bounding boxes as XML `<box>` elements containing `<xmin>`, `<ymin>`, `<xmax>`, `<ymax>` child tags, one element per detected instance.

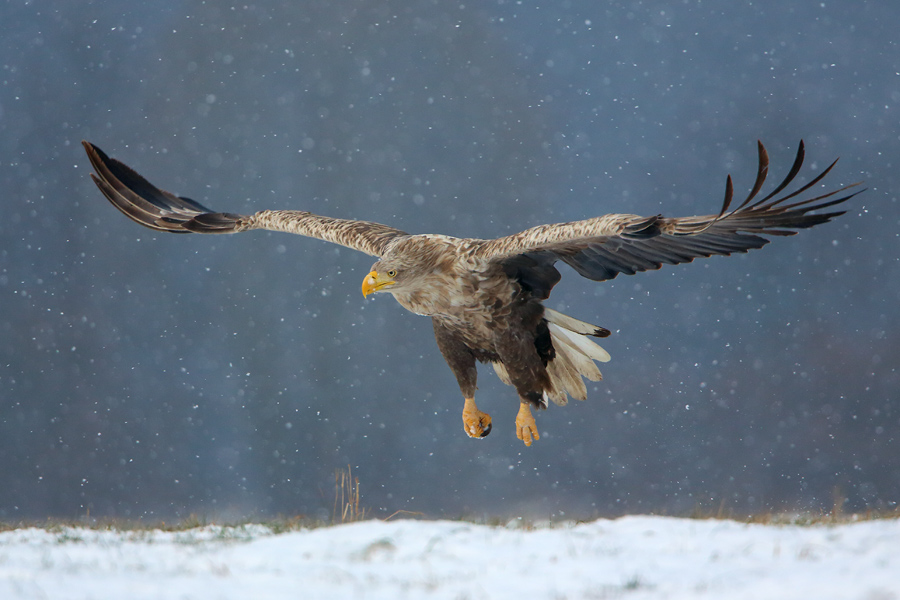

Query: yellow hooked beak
<box><xmin>361</xmin><ymin>270</ymin><xmax>396</xmax><ymax>297</ymax></box>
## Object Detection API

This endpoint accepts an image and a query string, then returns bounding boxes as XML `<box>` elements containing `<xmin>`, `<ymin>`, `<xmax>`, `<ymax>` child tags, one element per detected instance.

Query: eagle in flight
<box><xmin>83</xmin><ymin>140</ymin><xmax>859</xmax><ymax>446</ymax></box>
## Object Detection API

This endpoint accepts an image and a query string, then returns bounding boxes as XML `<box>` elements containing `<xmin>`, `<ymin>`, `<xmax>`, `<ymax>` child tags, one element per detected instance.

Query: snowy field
<box><xmin>0</xmin><ymin>516</ymin><xmax>897</xmax><ymax>600</ymax></box>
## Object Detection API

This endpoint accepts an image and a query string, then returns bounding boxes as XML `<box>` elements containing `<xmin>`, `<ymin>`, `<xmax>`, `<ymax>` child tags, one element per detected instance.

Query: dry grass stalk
<box><xmin>333</xmin><ymin>465</ymin><xmax>367</xmax><ymax>524</ymax></box>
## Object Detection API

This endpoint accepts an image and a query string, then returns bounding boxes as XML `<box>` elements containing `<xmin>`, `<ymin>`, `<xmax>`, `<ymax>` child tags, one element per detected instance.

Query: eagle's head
<box><xmin>361</xmin><ymin>256</ymin><xmax>424</xmax><ymax>297</ymax></box>
<box><xmin>361</xmin><ymin>263</ymin><xmax>399</xmax><ymax>297</ymax></box>
<box><xmin>361</xmin><ymin>236</ymin><xmax>455</xmax><ymax>298</ymax></box>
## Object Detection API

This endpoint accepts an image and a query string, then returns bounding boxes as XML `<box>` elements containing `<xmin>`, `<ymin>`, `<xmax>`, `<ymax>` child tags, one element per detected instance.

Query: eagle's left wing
<box><xmin>83</xmin><ymin>141</ymin><xmax>407</xmax><ymax>257</ymax></box>
<box><xmin>475</xmin><ymin>141</ymin><xmax>862</xmax><ymax>282</ymax></box>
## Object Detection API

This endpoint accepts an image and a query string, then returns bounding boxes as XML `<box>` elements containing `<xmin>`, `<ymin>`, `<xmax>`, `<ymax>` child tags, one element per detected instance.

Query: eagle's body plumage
<box><xmin>83</xmin><ymin>140</ymin><xmax>860</xmax><ymax>445</ymax></box>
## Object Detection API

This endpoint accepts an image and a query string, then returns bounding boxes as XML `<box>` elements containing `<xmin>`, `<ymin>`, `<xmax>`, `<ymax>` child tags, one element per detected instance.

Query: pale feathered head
<box><xmin>361</xmin><ymin>236</ymin><xmax>455</xmax><ymax>297</ymax></box>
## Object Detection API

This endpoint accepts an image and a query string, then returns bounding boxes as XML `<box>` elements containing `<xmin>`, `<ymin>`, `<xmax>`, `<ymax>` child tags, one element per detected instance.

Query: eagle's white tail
<box><xmin>492</xmin><ymin>308</ymin><xmax>611</xmax><ymax>406</ymax></box>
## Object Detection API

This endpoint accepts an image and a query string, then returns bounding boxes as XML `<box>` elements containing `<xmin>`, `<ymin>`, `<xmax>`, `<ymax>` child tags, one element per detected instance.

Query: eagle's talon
<box><xmin>462</xmin><ymin>398</ymin><xmax>492</xmax><ymax>439</ymax></box>
<box><xmin>516</xmin><ymin>402</ymin><xmax>540</xmax><ymax>447</ymax></box>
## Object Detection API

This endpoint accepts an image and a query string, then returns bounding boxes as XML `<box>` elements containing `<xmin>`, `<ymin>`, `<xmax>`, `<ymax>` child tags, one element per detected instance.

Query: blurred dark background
<box><xmin>1</xmin><ymin>1</ymin><xmax>897</xmax><ymax>522</ymax></box>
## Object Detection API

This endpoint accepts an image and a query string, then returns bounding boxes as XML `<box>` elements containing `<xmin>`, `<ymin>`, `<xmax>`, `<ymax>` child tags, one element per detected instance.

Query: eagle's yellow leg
<box><xmin>462</xmin><ymin>397</ymin><xmax>492</xmax><ymax>438</ymax></box>
<box><xmin>516</xmin><ymin>401</ymin><xmax>540</xmax><ymax>447</ymax></box>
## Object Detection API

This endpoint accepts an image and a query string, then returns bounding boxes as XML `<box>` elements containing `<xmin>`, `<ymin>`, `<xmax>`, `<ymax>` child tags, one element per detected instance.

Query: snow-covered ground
<box><xmin>0</xmin><ymin>515</ymin><xmax>896</xmax><ymax>599</ymax></box>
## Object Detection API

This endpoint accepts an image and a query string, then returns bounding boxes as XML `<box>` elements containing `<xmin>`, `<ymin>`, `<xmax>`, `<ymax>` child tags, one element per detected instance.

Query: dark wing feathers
<box><xmin>482</xmin><ymin>141</ymin><xmax>862</xmax><ymax>283</ymax></box>
<box><xmin>168</xmin><ymin>211</ymin><xmax>249</xmax><ymax>233</ymax></box>
<box><xmin>83</xmin><ymin>141</ymin><xmax>407</xmax><ymax>256</ymax></box>
<box><xmin>84</xmin><ymin>141</ymin><xmax>236</xmax><ymax>234</ymax></box>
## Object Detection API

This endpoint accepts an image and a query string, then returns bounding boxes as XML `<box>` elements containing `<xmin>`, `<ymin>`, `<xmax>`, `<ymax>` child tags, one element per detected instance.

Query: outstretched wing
<box><xmin>477</xmin><ymin>141</ymin><xmax>862</xmax><ymax>282</ymax></box>
<box><xmin>83</xmin><ymin>141</ymin><xmax>408</xmax><ymax>257</ymax></box>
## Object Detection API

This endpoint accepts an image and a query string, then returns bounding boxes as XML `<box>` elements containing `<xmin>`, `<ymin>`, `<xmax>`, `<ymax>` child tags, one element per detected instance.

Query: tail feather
<box><xmin>544</xmin><ymin>309</ymin><xmax>612</xmax><ymax>406</ymax></box>
<box><xmin>549</xmin><ymin>322</ymin><xmax>611</xmax><ymax>363</ymax></box>
<box><xmin>548</xmin><ymin>324</ymin><xmax>604</xmax><ymax>382</ymax></box>
<box><xmin>544</xmin><ymin>308</ymin><xmax>611</xmax><ymax>337</ymax></box>
<box><xmin>545</xmin><ymin>342</ymin><xmax>588</xmax><ymax>404</ymax></box>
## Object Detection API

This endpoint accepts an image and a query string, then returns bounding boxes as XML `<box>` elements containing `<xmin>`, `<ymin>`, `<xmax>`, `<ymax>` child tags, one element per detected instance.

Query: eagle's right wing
<box><xmin>83</xmin><ymin>141</ymin><xmax>408</xmax><ymax>258</ymax></box>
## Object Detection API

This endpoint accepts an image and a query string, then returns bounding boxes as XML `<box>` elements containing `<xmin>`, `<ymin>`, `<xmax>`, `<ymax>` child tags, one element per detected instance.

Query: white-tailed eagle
<box><xmin>83</xmin><ymin>140</ymin><xmax>860</xmax><ymax>446</ymax></box>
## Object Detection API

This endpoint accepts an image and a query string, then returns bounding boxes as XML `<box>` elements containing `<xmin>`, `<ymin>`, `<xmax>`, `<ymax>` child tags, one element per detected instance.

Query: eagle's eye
<box><xmin>387</xmin><ymin>269</ymin><xmax>397</xmax><ymax>278</ymax></box>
